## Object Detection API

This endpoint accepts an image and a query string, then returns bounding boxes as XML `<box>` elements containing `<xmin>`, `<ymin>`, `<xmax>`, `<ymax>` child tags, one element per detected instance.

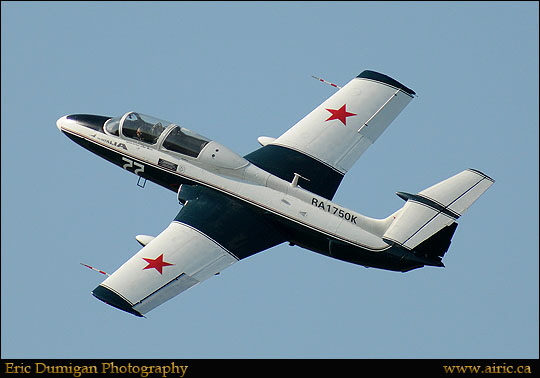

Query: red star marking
<box><xmin>142</xmin><ymin>254</ymin><xmax>174</xmax><ymax>274</ymax></box>
<box><xmin>325</xmin><ymin>104</ymin><xmax>357</xmax><ymax>125</ymax></box>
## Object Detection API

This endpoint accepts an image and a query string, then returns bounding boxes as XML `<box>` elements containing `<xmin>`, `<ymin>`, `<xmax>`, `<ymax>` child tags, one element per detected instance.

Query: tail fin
<box><xmin>383</xmin><ymin>169</ymin><xmax>494</xmax><ymax>260</ymax></box>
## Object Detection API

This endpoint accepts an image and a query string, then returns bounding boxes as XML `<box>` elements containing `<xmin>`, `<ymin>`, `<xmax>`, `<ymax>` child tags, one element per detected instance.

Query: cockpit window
<box><xmin>163</xmin><ymin>126</ymin><xmax>210</xmax><ymax>158</ymax></box>
<box><xmin>103</xmin><ymin>111</ymin><xmax>210</xmax><ymax>157</ymax></box>
<box><xmin>122</xmin><ymin>112</ymin><xmax>168</xmax><ymax>145</ymax></box>
<box><xmin>104</xmin><ymin>116</ymin><xmax>121</xmax><ymax>136</ymax></box>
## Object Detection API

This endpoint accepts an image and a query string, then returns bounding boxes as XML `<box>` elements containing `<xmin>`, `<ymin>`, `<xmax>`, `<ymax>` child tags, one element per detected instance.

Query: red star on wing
<box><xmin>142</xmin><ymin>254</ymin><xmax>175</xmax><ymax>274</ymax></box>
<box><xmin>325</xmin><ymin>104</ymin><xmax>357</xmax><ymax>125</ymax></box>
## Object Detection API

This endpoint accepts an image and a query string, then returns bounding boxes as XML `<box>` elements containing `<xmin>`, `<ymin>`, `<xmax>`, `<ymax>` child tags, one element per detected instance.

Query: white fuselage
<box><xmin>57</xmin><ymin>115</ymin><xmax>393</xmax><ymax>255</ymax></box>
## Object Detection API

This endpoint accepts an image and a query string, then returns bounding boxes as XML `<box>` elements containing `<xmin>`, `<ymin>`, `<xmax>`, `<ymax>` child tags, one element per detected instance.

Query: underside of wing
<box><xmin>92</xmin><ymin>185</ymin><xmax>286</xmax><ymax>317</ymax></box>
<box><xmin>245</xmin><ymin>70</ymin><xmax>415</xmax><ymax>199</ymax></box>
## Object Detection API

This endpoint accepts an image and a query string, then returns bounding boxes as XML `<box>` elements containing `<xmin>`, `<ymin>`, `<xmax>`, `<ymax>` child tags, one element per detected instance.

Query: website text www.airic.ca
<box><xmin>443</xmin><ymin>363</ymin><xmax>533</xmax><ymax>374</ymax></box>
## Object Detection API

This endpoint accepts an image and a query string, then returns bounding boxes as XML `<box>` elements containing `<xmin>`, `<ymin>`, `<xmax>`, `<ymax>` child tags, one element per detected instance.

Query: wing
<box><xmin>92</xmin><ymin>185</ymin><xmax>286</xmax><ymax>317</ymax></box>
<box><xmin>245</xmin><ymin>70</ymin><xmax>415</xmax><ymax>199</ymax></box>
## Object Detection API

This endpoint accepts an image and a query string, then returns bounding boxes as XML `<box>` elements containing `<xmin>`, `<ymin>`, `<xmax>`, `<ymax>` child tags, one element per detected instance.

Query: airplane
<box><xmin>57</xmin><ymin>70</ymin><xmax>494</xmax><ymax>317</ymax></box>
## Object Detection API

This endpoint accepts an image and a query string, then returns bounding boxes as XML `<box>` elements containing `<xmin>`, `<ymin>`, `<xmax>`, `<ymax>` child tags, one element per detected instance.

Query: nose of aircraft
<box><xmin>56</xmin><ymin>115</ymin><xmax>69</xmax><ymax>132</ymax></box>
<box><xmin>56</xmin><ymin>114</ymin><xmax>112</xmax><ymax>132</ymax></box>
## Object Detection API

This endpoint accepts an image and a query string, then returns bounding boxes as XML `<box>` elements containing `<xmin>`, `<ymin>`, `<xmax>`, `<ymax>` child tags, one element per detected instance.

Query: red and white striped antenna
<box><xmin>311</xmin><ymin>75</ymin><xmax>342</xmax><ymax>89</ymax></box>
<box><xmin>80</xmin><ymin>263</ymin><xmax>110</xmax><ymax>276</ymax></box>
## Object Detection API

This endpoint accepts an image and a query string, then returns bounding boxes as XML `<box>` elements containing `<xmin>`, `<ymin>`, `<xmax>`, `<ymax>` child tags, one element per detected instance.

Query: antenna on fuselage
<box><xmin>311</xmin><ymin>75</ymin><xmax>342</xmax><ymax>89</ymax></box>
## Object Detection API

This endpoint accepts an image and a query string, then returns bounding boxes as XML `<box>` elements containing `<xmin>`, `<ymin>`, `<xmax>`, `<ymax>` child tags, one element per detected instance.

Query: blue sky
<box><xmin>1</xmin><ymin>1</ymin><xmax>538</xmax><ymax>359</ymax></box>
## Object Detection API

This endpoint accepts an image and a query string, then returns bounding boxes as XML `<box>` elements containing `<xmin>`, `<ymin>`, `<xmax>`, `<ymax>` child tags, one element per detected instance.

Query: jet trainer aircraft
<box><xmin>57</xmin><ymin>70</ymin><xmax>494</xmax><ymax>317</ymax></box>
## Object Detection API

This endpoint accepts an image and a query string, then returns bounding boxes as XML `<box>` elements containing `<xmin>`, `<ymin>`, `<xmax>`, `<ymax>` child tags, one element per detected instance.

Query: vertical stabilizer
<box><xmin>383</xmin><ymin>169</ymin><xmax>494</xmax><ymax>251</ymax></box>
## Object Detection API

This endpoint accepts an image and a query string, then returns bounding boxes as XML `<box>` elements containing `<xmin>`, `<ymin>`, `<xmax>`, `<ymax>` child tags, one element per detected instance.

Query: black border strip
<box><xmin>2</xmin><ymin>358</ymin><xmax>538</xmax><ymax>377</ymax></box>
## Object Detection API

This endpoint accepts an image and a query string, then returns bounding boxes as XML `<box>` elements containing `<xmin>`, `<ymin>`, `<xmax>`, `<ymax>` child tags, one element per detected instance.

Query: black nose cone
<box><xmin>66</xmin><ymin>114</ymin><xmax>111</xmax><ymax>132</ymax></box>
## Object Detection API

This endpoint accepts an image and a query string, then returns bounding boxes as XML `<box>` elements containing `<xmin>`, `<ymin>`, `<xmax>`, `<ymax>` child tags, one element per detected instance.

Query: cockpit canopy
<box><xmin>104</xmin><ymin>111</ymin><xmax>210</xmax><ymax>158</ymax></box>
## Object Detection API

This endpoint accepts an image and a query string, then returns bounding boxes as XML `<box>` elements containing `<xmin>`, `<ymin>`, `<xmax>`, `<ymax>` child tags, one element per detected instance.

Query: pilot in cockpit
<box><xmin>135</xmin><ymin>123</ymin><xmax>159</xmax><ymax>146</ymax></box>
<box><xmin>124</xmin><ymin>112</ymin><xmax>166</xmax><ymax>144</ymax></box>
<box><xmin>136</xmin><ymin>126</ymin><xmax>144</xmax><ymax>140</ymax></box>
<box><xmin>136</xmin><ymin>122</ymin><xmax>163</xmax><ymax>143</ymax></box>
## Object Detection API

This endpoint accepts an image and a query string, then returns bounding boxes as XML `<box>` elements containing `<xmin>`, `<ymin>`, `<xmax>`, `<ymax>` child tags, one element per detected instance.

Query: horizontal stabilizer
<box><xmin>383</xmin><ymin>169</ymin><xmax>494</xmax><ymax>250</ymax></box>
